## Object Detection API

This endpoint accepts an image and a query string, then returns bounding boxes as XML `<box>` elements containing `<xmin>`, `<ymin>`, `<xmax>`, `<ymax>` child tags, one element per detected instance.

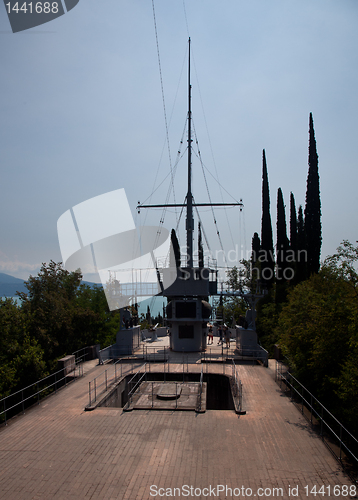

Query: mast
<box><xmin>186</xmin><ymin>37</ymin><xmax>194</xmax><ymax>269</ymax></box>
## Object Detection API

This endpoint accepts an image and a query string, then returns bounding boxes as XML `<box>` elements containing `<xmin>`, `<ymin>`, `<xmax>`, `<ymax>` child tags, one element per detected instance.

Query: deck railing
<box><xmin>0</xmin><ymin>362</ymin><xmax>83</xmax><ymax>425</ymax></box>
<box><xmin>276</xmin><ymin>361</ymin><xmax>358</xmax><ymax>482</ymax></box>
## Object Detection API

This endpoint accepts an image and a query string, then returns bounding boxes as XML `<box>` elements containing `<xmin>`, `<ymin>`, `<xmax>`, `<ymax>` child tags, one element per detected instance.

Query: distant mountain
<box><xmin>0</xmin><ymin>273</ymin><xmax>27</xmax><ymax>296</ymax></box>
<box><xmin>0</xmin><ymin>273</ymin><xmax>26</xmax><ymax>285</ymax></box>
<box><xmin>0</xmin><ymin>272</ymin><xmax>102</xmax><ymax>297</ymax></box>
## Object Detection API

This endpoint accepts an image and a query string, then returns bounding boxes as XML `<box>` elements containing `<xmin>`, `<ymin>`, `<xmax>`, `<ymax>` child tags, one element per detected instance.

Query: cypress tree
<box><xmin>304</xmin><ymin>113</ymin><xmax>322</xmax><ymax>275</ymax></box>
<box><xmin>260</xmin><ymin>150</ymin><xmax>275</xmax><ymax>289</ymax></box>
<box><xmin>251</xmin><ymin>232</ymin><xmax>260</xmax><ymax>265</ymax></box>
<box><xmin>276</xmin><ymin>188</ymin><xmax>290</xmax><ymax>303</ymax></box>
<box><xmin>170</xmin><ymin>229</ymin><xmax>181</xmax><ymax>268</ymax></box>
<box><xmin>290</xmin><ymin>193</ymin><xmax>298</xmax><ymax>284</ymax></box>
<box><xmin>296</xmin><ymin>205</ymin><xmax>307</xmax><ymax>283</ymax></box>
<box><xmin>198</xmin><ymin>222</ymin><xmax>204</xmax><ymax>268</ymax></box>
<box><xmin>290</xmin><ymin>192</ymin><xmax>297</xmax><ymax>256</ymax></box>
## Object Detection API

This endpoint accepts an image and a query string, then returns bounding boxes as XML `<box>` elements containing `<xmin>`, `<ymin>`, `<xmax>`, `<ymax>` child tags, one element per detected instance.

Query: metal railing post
<box><xmin>22</xmin><ymin>390</ymin><xmax>25</xmax><ymax>414</ymax></box>
<box><xmin>94</xmin><ymin>378</ymin><xmax>97</xmax><ymax>403</ymax></box>
<box><xmin>37</xmin><ymin>382</ymin><xmax>40</xmax><ymax>404</ymax></box>
<box><xmin>55</xmin><ymin>372</ymin><xmax>57</xmax><ymax>393</ymax></box>
<box><xmin>301</xmin><ymin>386</ymin><xmax>304</xmax><ymax>414</ymax></box>
<box><xmin>4</xmin><ymin>398</ymin><xmax>7</xmax><ymax>426</ymax></box>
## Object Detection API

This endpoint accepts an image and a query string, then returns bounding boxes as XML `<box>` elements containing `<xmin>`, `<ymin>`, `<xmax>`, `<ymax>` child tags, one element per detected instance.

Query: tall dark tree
<box><xmin>290</xmin><ymin>193</ymin><xmax>298</xmax><ymax>284</ymax></box>
<box><xmin>198</xmin><ymin>222</ymin><xmax>204</xmax><ymax>268</ymax></box>
<box><xmin>289</xmin><ymin>192</ymin><xmax>297</xmax><ymax>255</ymax></box>
<box><xmin>296</xmin><ymin>205</ymin><xmax>307</xmax><ymax>283</ymax></box>
<box><xmin>304</xmin><ymin>113</ymin><xmax>322</xmax><ymax>275</ymax></box>
<box><xmin>170</xmin><ymin>229</ymin><xmax>181</xmax><ymax>268</ymax></box>
<box><xmin>251</xmin><ymin>232</ymin><xmax>260</xmax><ymax>265</ymax></box>
<box><xmin>260</xmin><ymin>150</ymin><xmax>275</xmax><ymax>288</ymax></box>
<box><xmin>276</xmin><ymin>188</ymin><xmax>290</xmax><ymax>303</ymax></box>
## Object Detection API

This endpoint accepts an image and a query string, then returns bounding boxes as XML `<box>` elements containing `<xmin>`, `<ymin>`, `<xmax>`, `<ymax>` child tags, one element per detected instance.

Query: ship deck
<box><xmin>0</xmin><ymin>337</ymin><xmax>353</xmax><ymax>499</ymax></box>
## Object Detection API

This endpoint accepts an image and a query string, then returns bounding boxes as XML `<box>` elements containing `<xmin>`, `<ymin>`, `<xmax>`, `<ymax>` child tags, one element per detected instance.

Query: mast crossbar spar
<box><xmin>137</xmin><ymin>38</ymin><xmax>244</xmax><ymax>256</ymax></box>
<box><xmin>137</xmin><ymin>203</ymin><xmax>243</xmax><ymax>209</ymax></box>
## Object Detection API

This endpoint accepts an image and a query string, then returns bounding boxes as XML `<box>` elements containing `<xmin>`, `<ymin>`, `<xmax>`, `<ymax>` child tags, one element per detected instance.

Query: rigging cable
<box><xmin>182</xmin><ymin>0</ymin><xmax>190</xmax><ymax>39</ymax></box>
<box><xmin>151</xmin><ymin>0</ymin><xmax>177</xmax><ymax>225</ymax></box>
<box><xmin>192</xmin><ymin>119</ymin><xmax>229</xmax><ymax>270</ymax></box>
<box><xmin>190</xmin><ymin>48</ymin><xmax>237</xmax><ymax>251</ymax></box>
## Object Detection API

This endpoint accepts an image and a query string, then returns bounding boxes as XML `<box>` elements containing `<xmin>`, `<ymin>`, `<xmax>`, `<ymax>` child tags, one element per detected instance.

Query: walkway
<box><xmin>0</xmin><ymin>340</ymin><xmax>354</xmax><ymax>499</ymax></box>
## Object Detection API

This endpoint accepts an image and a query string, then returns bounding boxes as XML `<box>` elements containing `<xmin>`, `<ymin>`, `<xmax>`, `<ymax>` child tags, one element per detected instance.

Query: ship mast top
<box><xmin>186</xmin><ymin>37</ymin><xmax>194</xmax><ymax>269</ymax></box>
<box><xmin>136</xmin><ymin>38</ymin><xmax>244</xmax><ymax>267</ymax></box>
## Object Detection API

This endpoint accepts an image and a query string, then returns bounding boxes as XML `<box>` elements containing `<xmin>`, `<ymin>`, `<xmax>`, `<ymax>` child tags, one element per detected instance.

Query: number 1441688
<box><xmin>5</xmin><ymin>2</ymin><xmax>59</xmax><ymax>14</ymax></box>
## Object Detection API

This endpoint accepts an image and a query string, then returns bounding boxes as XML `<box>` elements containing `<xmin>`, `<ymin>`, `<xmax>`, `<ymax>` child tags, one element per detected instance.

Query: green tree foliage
<box><xmin>255</xmin><ymin>298</ymin><xmax>279</xmax><ymax>356</ymax></box>
<box><xmin>222</xmin><ymin>266</ymin><xmax>247</xmax><ymax>325</ymax></box>
<box><xmin>304</xmin><ymin>113</ymin><xmax>321</xmax><ymax>275</ymax></box>
<box><xmin>18</xmin><ymin>261</ymin><xmax>119</xmax><ymax>372</ymax></box>
<box><xmin>260</xmin><ymin>149</ymin><xmax>275</xmax><ymax>289</ymax></box>
<box><xmin>0</xmin><ymin>298</ymin><xmax>47</xmax><ymax>399</ymax></box>
<box><xmin>1</xmin><ymin>262</ymin><xmax>121</xmax><ymax>400</ymax></box>
<box><xmin>277</xmin><ymin>241</ymin><xmax>358</xmax><ymax>433</ymax></box>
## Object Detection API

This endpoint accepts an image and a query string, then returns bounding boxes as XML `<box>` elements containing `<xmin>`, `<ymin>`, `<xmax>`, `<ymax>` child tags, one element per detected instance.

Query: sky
<box><xmin>1</xmin><ymin>0</ymin><xmax>358</xmax><ymax>283</ymax></box>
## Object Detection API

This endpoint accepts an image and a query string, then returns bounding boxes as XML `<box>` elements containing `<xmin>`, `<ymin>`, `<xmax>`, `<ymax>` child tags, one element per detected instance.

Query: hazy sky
<box><xmin>1</xmin><ymin>0</ymin><xmax>357</xmax><ymax>281</ymax></box>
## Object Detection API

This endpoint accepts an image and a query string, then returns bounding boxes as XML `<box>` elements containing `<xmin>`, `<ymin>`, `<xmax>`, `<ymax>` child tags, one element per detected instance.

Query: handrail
<box><xmin>276</xmin><ymin>361</ymin><xmax>358</xmax><ymax>480</ymax></box>
<box><xmin>88</xmin><ymin>358</ymin><xmax>143</xmax><ymax>406</ymax></box>
<box><xmin>0</xmin><ymin>362</ymin><xmax>83</xmax><ymax>425</ymax></box>
<box><xmin>231</xmin><ymin>359</ymin><xmax>243</xmax><ymax>412</ymax></box>
<box><xmin>125</xmin><ymin>364</ymin><xmax>148</xmax><ymax>410</ymax></box>
<box><xmin>197</xmin><ymin>365</ymin><xmax>204</xmax><ymax>411</ymax></box>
